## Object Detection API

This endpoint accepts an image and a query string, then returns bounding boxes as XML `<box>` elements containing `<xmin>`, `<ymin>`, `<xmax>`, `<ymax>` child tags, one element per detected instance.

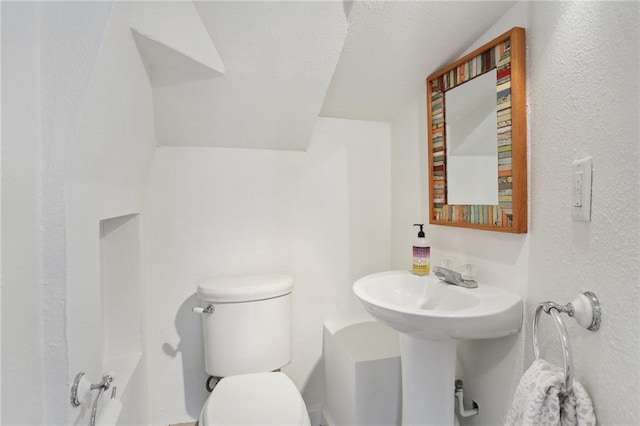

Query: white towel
<box><xmin>505</xmin><ymin>359</ymin><xmax>596</xmax><ymax>426</ymax></box>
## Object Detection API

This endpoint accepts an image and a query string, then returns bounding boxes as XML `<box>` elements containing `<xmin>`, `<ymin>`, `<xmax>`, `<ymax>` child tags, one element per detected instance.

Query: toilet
<box><xmin>195</xmin><ymin>274</ymin><xmax>311</xmax><ymax>426</ymax></box>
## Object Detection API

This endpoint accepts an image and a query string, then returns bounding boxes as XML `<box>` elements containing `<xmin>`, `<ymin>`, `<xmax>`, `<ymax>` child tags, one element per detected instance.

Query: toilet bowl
<box><xmin>194</xmin><ymin>274</ymin><xmax>310</xmax><ymax>426</ymax></box>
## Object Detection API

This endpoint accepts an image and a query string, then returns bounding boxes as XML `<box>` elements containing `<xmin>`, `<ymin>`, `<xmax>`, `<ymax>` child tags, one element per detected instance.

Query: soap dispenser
<box><xmin>412</xmin><ymin>224</ymin><xmax>430</xmax><ymax>276</ymax></box>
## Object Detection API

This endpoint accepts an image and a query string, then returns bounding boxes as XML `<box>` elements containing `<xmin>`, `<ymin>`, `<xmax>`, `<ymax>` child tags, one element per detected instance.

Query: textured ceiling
<box><xmin>320</xmin><ymin>1</ymin><xmax>516</xmax><ymax>121</ymax></box>
<box><xmin>148</xmin><ymin>1</ymin><xmax>516</xmax><ymax>150</ymax></box>
<box><xmin>153</xmin><ymin>1</ymin><xmax>348</xmax><ymax>150</ymax></box>
<box><xmin>131</xmin><ymin>1</ymin><xmax>225</xmax><ymax>87</ymax></box>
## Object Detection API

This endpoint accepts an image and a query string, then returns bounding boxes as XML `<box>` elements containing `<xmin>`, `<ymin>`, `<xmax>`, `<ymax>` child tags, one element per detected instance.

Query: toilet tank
<box><xmin>197</xmin><ymin>274</ymin><xmax>293</xmax><ymax>377</ymax></box>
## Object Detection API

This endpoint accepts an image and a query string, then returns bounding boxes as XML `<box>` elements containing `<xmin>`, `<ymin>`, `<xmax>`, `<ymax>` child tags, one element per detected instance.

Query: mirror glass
<box><xmin>426</xmin><ymin>27</ymin><xmax>527</xmax><ymax>233</ymax></box>
<box><xmin>445</xmin><ymin>69</ymin><xmax>498</xmax><ymax>205</ymax></box>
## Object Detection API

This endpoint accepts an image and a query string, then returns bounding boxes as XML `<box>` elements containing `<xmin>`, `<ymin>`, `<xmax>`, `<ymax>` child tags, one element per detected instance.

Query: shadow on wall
<box><xmin>301</xmin><ymin>356</ymin><xmax>325</xmax><ymax>418</ymax></box>
<box><xmin>162</xmin><ymin>293</ymin><xmax>208</xmax><ymax>419</ymax></box>
<box><xmin>342</xmin><ymin>0</ymin><xmax>354</xmax><ymax>18</ymax></box>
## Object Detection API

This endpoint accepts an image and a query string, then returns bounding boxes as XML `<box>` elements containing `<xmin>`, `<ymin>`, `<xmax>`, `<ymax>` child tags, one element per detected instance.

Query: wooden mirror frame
<box><xmin>427</xmin><ymin>27</ymin><xmax>527</xmax><ymax>233</ymax></box>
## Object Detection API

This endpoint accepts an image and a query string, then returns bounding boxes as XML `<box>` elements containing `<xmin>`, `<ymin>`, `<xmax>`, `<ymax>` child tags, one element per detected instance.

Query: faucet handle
<box><xmin>461</xmin><ymin>264</ymin><xmax>475</xmax><ymax>281</ymax></box>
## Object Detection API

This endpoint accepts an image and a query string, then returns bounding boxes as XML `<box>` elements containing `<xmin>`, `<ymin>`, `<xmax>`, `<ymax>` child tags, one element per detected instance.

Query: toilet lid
<box><xmin>202</xmin><ymin>372</ymin><xmax>310</xmax><ymax>426</ymax></box>
<box><xmin>198</xmin><ymin>274</ymin><xmax>293</xmax><ymax>303</ymax></box>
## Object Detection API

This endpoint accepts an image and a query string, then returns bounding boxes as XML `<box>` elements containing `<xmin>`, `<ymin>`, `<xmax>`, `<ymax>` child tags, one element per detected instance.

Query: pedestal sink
<box><xmin>353</xmin><ymin>270</ymin><xmax>522</xmax><ymax>425</ymax></box>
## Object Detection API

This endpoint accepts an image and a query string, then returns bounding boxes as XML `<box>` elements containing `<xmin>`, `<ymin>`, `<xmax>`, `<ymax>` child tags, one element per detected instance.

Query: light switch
<box><xmin>572</xmin><ymin>157</ymin><xmax>592</xmax><ymax>222</ymax></box>
<box><xmin>573</xmin><ymin>171</ymin><xmax>583</xmax><ymax>207</ymax></box>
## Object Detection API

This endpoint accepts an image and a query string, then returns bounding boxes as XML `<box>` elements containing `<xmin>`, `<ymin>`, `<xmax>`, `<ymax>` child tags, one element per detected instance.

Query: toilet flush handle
<box><xmin>193</xmin><ymin>304</ymin><xmax>215</xmax><ymax>314</ymax></box>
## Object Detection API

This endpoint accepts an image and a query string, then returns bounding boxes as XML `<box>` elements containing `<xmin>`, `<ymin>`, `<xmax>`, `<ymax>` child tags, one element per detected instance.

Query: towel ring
<box><xmin>533</xmin><ymin>302</ymin><xmax>573</xmax><ymax>391</ymax></box>
<box><xmin>532</xmin><ymin>292</ymin><xmax>601</xmax><ymax>393</ymax></box>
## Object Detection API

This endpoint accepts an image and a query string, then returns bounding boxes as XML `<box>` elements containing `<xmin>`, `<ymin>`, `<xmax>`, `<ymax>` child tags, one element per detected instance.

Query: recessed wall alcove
<box><xmin>100</xmin><ymin>213</ymin><xmax>143</xmax><ymax>391</ymax></box>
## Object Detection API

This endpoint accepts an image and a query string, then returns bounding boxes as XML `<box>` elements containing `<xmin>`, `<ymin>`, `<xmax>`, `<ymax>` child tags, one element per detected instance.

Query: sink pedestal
<box><xmin>399</xmin><ymin>334</ymin><xmax>457</xmax><ymax>425</ymax></box>
<box><xmin>353</xmin><ymin>271</ymin><xmax>523</xmax><ymax>425</ymax></box>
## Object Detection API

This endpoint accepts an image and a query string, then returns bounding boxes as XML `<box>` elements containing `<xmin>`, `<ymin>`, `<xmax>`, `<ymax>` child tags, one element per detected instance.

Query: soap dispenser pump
<box><xmin>412</xmin><ymin>224</ymin><xmax>430</xmax><ymax>276</ymax></box>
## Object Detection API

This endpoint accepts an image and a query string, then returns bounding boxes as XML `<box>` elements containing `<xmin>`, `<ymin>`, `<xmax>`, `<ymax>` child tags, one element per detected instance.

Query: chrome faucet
<box><xmin>433</xmin><ymin>265</ymin><xmax>478</xmax><ymax>288</ymax></box>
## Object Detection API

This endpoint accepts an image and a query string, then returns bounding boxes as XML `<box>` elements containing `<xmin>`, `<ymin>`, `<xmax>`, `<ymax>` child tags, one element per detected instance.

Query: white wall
<box><xmin>144</xmin><ymin>117</ymin><xmax>390</xmax><ymax>424</ymax></box>
<box><xmin>38</xmin><ymin>2</ymin><xmax>114</xmax><ymax>423</ymax></box>
<box><xmin>65</xmin><ymin>2</ymin><xmax>156</xmax><ymax>424</ymax></box>
<box><xmin>526</xmin><ymin>2</ymin><xmax>639</xmax><ymax>424</ymax></box>
<box><xmin>0</xmin><ymin>2</ymin><xmax>3</xmax><ymax>418</ymax></box>
<box><xmin>3</xmin><ymin>1</ymin><xmax>156</xmax><ymax>424</ymax></box>
<box><xmin>390</xmin><ymin>1</ymin><xmax>639</xmax><ymax>424</ymax></box>
<box><xmin>390</xmin><ymin>97</ymin><xmax>428</xmax><ymax>270</ymax></box>
<box><xmin>1</xmin><ymin>3</ymin><xmax>45</xmax><ymax>424</ymax></box>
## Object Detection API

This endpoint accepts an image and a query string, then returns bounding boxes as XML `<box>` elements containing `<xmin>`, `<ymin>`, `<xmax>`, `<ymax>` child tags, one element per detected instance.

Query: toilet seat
<box><xmin>200</xmin><ymin>372</ymin><xmax>311</xmax><ymax>426</ymax></box>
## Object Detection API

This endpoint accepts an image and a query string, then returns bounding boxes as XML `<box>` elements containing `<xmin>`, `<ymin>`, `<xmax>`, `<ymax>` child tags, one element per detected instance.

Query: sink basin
<box><xmin>353</xmin><ymin>270</ymin><xmax>523</xmax><ymax>425</ymax></box>
<box><xmin>353</xmin><ymin>270</ymin><xmax>522</xmax><ymax>340</ymax></box>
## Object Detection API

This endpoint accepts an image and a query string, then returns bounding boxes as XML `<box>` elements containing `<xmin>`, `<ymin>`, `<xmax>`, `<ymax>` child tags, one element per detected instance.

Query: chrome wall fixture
<box><xmin>532</xmin><ymin>291</ymin><xmax>601</xmax><ymax>392</ymax></box>
<box><xmin>70</xmin><ymin>372</ymin><xmax>116</xmax><ymax>426</ymax></box>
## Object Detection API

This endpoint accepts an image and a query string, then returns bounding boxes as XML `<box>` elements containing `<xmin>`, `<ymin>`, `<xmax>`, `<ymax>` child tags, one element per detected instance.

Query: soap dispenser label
<box><xmin>412</xmin><ymin>246</ymin><xmax>431</xmax><ymax>275</ymax></box>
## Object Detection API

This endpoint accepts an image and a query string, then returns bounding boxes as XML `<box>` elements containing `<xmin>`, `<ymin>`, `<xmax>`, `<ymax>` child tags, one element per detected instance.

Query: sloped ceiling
<box><xmin>131</xmin><ymin>1</ymin><xmax>225</xmax><ymax>87</ymax></box>
<box><xmin>321</xmin><ymin>1</ymin><xmax>516</xmax><ymax>121</ymax></box>
<box><xmin>151</xmin><ymin>1</ymin><xmax>349</xmax><ymax>151</ymax></box>
<box><xmin>144</xmin><ymin>1</ymin><xmax>515</xmax><ymax>151</ymax></box>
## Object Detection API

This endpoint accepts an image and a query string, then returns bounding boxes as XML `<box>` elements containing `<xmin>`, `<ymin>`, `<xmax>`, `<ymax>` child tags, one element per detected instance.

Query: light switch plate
<box><xmin>572</xmin><ymin>157</ymin><xmax>592</xmax><ymax>222</ymax></box>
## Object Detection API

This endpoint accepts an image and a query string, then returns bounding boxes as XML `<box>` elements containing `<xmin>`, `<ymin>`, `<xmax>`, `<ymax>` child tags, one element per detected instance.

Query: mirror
<box><xmin>427</xmin><ymin>27</ymin><xmax>527</xmax><ymax>233</ymax></box>
<box><xmin>446</xmin><ymin>69</ymin><xmax>498</xmax><ymax>205</ymax></box>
